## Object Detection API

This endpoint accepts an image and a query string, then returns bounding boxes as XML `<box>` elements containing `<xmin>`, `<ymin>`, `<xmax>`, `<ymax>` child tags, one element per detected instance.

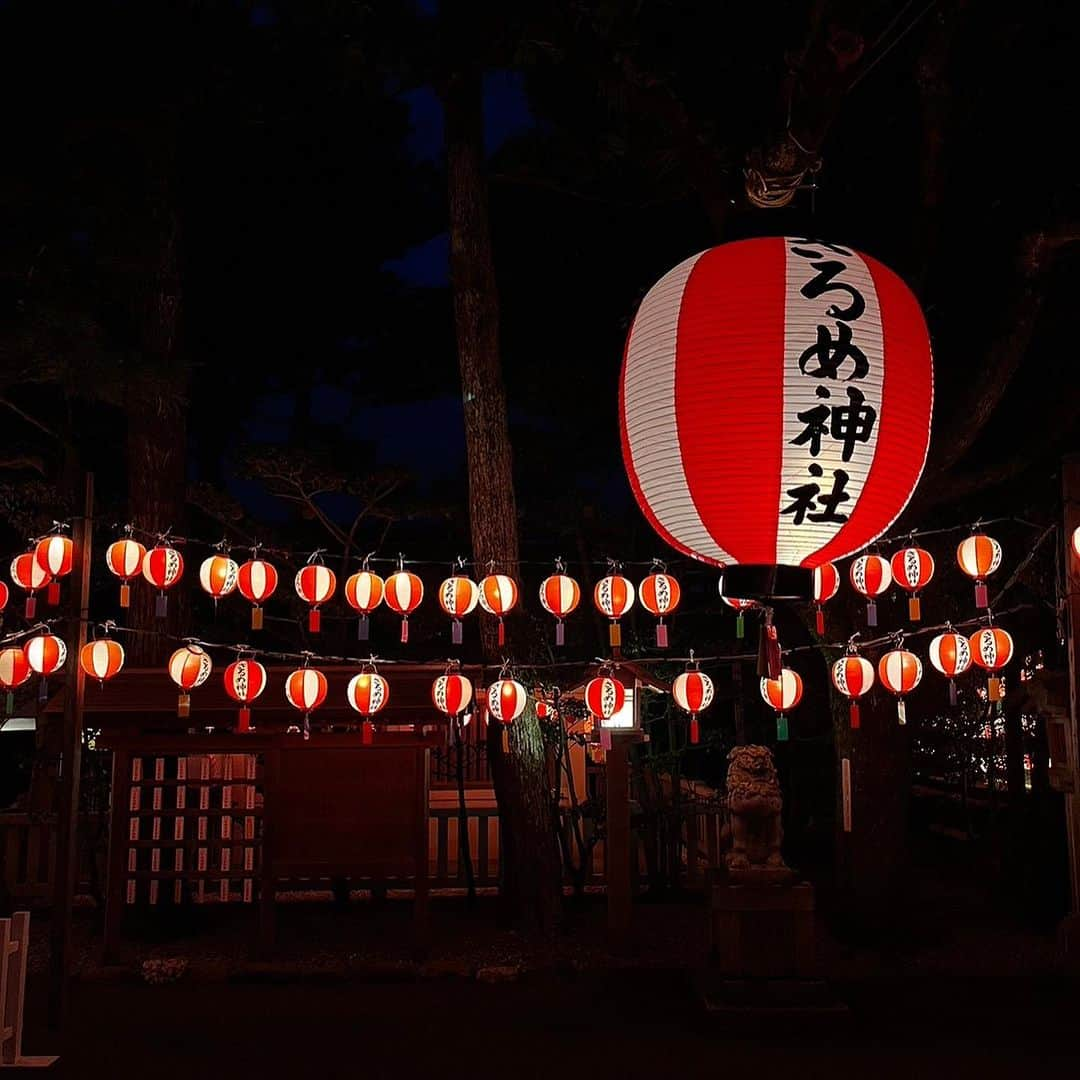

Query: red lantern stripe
<box><xmin>439</xmin><ymin>577</ymin><xmax>479</xmax><ymax>618</ymax></box>
<box><xmin>143</xmin><ymin>547</ymin><xmax>184</xmax><ymax>589</ymax></box>
<box><xmin>890</xmin><ymin>548</ymin><xmax>934</xmax><ymax>591</ymax></box>
<box><xmin>832</xmin><ymin>656</ymin><xmax>874</xmax><ymax>699</ymax></box>
<box><xmin>285</xmin><ymin>668</ymin><xmax>328</xmax><ymax>713</ymax></box>
<box><xmin>585</xmin><ymin>676</ymin><xmax>626</xmax><ymax>720</ymax></box>
<box><xmin>539</xmin><ymin>575</ymin><xmax>580</xmax><ymax>618</ymax></box>
<box><xmin>200</xmin><ymin>556</ymin><xmax>239</xmax><ymax>598</ymax></box>
<box><xmin>760</xmin><ymin>669</ymin><xmax>803</xmax><ymax>713</ymax></box>
<box><xmin>168</xmin><ymin>646</ymin><xmax>212</xmax><ymax>690</ymax></box>
<box><xmin>295</xmin><ymin>565</ymin><xmax>336</xmax><ymax>605</ymax></box>
<box><xmin>0</xmin><ymin>581</ymin><xmax>8</xmax><ymax>611</ymax></box>
<box><xmin>594</xmin><ymin>576</ymin><xmax>635</xmax><ymax>618</ymax></box>
<box><xmin>488</xmin><ymin>680</ymin><xmax>527</xmax><ymax>724</ymax></box>
<box><xmin>957</xmin><ymin>536</ymin><xmax>1002</xmax><ymax>579</ymax></box>
<box><xmin>432</xmin><ymin>674</ymin><xmax>473</xmax><ymax>716</ymax></box>
<box><xmin>80</xmin><ymin>639</ymin><xmax>125</xmax><ymax>681</ymax></box>
<box><xmin>850</xmin><ymin>555</ymin><xmax>892</xmax><ymax>597</ymax></box>
<box><xmin>969</xmin><ymin>628</ymin><xmax>1013</xmax><ymax>671</ymax></box>
<box><xmin>224</xmin><ymin>660</ymin><xmax>267</xmax><ymax>704</ymax></box>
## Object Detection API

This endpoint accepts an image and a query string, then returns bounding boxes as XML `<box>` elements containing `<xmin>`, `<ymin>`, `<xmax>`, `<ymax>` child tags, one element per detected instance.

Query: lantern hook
<box><xmin>397</xmin><ymin>553</ymin><xmax>407</xmax><ymax>572</ymax></box>
<box><xmin>554</xmin><ymin>556</ymin><xmax>566</xmax><ymax>574</ymax></box>
<box><xmin>443</xmin><ymin>658</ymin><xmax>461</xmax><ymax>675</ymax></box>
<box><xmin>361</xmin><ymin>551</ymin><xmax>376</xmax><ymax>571</ymax></box>
<box><xmin>846</xmin><ymin>632</ymin><xmax>861</xmax><ymax>654</ymax></box>
<box><xmin>307</xmin><ymin>548</ymin><xmax>327</xmax><ymax>566</ymax></box>
<box><xmin>300</xmin><ymin>650</ymin><xmax>314</xmax><ymax>668</ymax></box>
<box><xmin>651</xmin><ymin>557</ymin><xmax>667</xmax><ymax>573</ymax></box>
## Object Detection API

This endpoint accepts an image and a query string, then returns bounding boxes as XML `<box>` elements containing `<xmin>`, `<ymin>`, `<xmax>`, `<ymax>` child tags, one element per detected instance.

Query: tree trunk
<box><xmin>444</xmin><ymin>64</ymin><xmax>562</xmax><ymax>933</ymax></box>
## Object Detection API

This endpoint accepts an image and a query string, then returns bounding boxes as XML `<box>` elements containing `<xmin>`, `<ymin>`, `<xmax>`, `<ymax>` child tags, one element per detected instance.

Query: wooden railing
<box><xmin>0</xmin><ymin>813</ymin><xmax>102</xmax><ymax>907</ymax></box>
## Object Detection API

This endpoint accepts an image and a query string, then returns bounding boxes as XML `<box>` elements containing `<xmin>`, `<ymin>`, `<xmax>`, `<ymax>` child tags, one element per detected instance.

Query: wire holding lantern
<box><xmin>760</xmin><ymin>666</ymin><xmax>803</xmax><ymax>742</ymax></box>
<box><xmin>957</xmin><ymin>531</ymin><xmax>1002</xmax><ymax>610</ymax></box>
<box><xmin>344</xmin><ymin>555</ymin><xmax>384</xmax><ymax>641</ymax></box>
<box><xmin>347</xmin><ymin>662</ymin><xmax>389</xmax><ymax>745</ymax></box>
<box><xmin>385</xmin><ymin>556</ymin><xmax>423</xmax><ymax>643</ymax></box>
<box><xmin>594</xmin><ymin>563</ymin><xmax>635</xmax><ymax>651</ymax></box>
<box><xmin>538</xmin><ymin>559</ymin><xmax>579</xmax><ymax>647</ymax></box>
<box><xmin>672</xmin><ymin>652</ymin><xmax>713</xmax><ymax>745</ymax></box>
<box><xmin>831</xmin><ymin>638</ymin><xmax>874</xmax><ymax>730</ymax></box>
<box><xmin>438</xmin><ymin>558</ymin><xmax>479</xmax><ymax>646</ymax></box>
<box><xmin>638</xmin><ymin>562</ymin><xmax>680</xmax><ymax>648</ymax></box>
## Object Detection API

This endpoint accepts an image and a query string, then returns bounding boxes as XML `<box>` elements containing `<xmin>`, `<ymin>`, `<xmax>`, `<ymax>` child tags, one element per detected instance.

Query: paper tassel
<box><xmin>119</xmin><ymin>582</ymin><xmax>130</xmax><ymax>608</ymax></box>
<box><xmin>897</xmin><ymin>698</ymin><xmax>906</xmax><ymax>725</ymax></box>
<box><xmin>4</xmin><ymin>692</ymin><xmax>13</xmax><ymax>715</ymax></box>
<box><xmin>866</xmin><ymin>599</ymin><xmax>877</xmax><ymax>627</ymax></box>
<box><xmin>177</xmin><ymin>692</ymin><xmax>191</xmax><ymax>718</ymax></box>
<box><xmin>555</xmin><ymin>620</ymin><xmax>565</xmax><ymax>647</ymax></box>
<box><xmin>497</xmin><ymin>619</ymin><xmax>505</xmax><ymax>647</ymax></box>
<box><xmin>988</xmin><ymin>676</ymin><xmax>1002</xmax><ymax>701</ymax></box>
<box><xmin>948</xmin><ymin>679</ymin><xmax>958</xmax><ymax>706</ymax></box>
<box><xmin>251</xmin><ymin>606</ymin><xmax>264</xmax><ymax>631</ymax></box>
<box><xmin>47</xmin><ymin>580</ymin><xmax>60</xmax><ymax>606</ymax></box>
<box><xmin>975</xmin><ymin>582</ymin><xmax>988</xmax><ymax>609</ymax></box>
<box><xmin>689</xmin><ymin>716</ymin><xmax>699</xmax><ymax>744</ymax></box>
<box><xmin>908</xmin><ymin>596</ymin><xmax>921</xmax><ymax>621</ymax></box>
<box><xmin>452</xmin><ymin>619</ymin><xmax>463</xmax><ymax>646</ymax></box>
<box><xmin>25</xmin><ymin>595</ymin><xmax>36</xmax><ymax>619</ymax></box>
<box><xmin>599</xmin><ymin>726</ymin><xmax>612</xmax><ymax>751</ymax></box>
<box><xmin>841</xmin><ymin>758</ymin><xmax>853</xmax><ymax>833</ymax></box>
<box><xmin>155</xmin><ymin>593</ymin><xmax>168</xmax><ymax>619</ymax></box>
<box><xmin>358</xmin><ymin>614</ymin><xmax>370</xmax><ymax>640</ymax></box>
<box><xmin>736</xmin><ymin>612</ymin><xmax>745</xmax><ymax>639</ymax></box>
<box><xmin>238</xmin><ymin>707</ymin><xmax>252</xmax><ymax>734</ymax></box>
<box><xmin>850</xmin><ymin>701</ymin><xmax>860</xmax><ymax>729</ymax></box>
<box><xmin>400</xmin><ymin>617</ymin><xmax>409</xmax><ymax>643</ymax></box>
<box><xmin>501</xmin><ymin>726</ymin><xmax>510</xmax><ymax>754</ymax></box>
<box><xmin>608</xmin><ymin>622</ymin><xmax>621</xmax><ymax>649</ymax></box>
<box><xmin>308</xmin><ymin>608</ymin><xmax>321</xmax><ymax>633</ymax></box>
<box><xmin>362</xmin><ymin>720</ymin><xmax>373</xmax><ymax>745</ymax></box>
<box><xmin>656</xmin><ymin>622</ymin><xmax>668</xmax><ymax>648</ymax></box>
<box><xmin>815</xmin><ymin>607</ymin><xmax>825</xmax><ymax>635</ymax></box>
<box><xmin>776</xmin><ymin>715</ymin><xmax>789</xmax><ymax>742</ymax></box>
<box><xmin>38</xmin><ymin>679</ymin><xmax>49</xmax><ymax>705</ymax></box>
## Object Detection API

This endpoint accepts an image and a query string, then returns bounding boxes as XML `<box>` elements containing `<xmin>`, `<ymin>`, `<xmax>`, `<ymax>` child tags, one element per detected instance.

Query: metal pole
<box><xmin>48</xmin><ymin>472</ymin><xmax>93</xmax><ymax>1030</ymax></box>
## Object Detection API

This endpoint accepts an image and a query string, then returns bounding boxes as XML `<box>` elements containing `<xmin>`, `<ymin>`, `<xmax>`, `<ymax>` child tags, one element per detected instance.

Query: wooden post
<box><xmin>605</xmin><ymin>732</ymin><xmax>632</xmax><ymax>942</ymax></box>
<box><xmin>1060</xmin><ymin>455</ymin><xmax>1080</xmax><ymax>957</ymax></box>
<box><xmin>48</xmin><ymin>473</ymin><xmax>93</xmax><ymax>1031</ymax></box>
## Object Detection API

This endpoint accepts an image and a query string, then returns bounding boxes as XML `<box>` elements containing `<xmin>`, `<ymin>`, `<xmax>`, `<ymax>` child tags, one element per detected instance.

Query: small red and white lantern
<box><xmin>295</xmin><ymin>563</ymin><xmax>337</xmax><ymax>633</ymax></box>
<box><xmin>237</xmin><ymin>557</ymin><xmax>279</xmax><ymax>630</ymax></box>
<box><xmin>347</xmin><ymin>670</ymin><xmax>390</xmax><ymax>744</ymax></box>
<box><xmin>594</xmin><ymin>573</ymin><xmax>635</xmax><ymax>649</ymax></box>
<box><xmin>720</xmin><ymin>593</ymin><xmax>758</xmax><ymax>639</ymax></box>
<box><xmin>35</xmin><ymin>533</ymin><xmax>73</xmax><ymax>605</ymax></box>
<box><xmin>539</xmin><ymin>565</ymin><xmax>580</xmax><ymax>647</ymax></box>
<box><xmin>142</xmin><ymin>544</ymin><xmax>185</xmax><ymax>618</ymax></box>
<box><xmin>0</xmin><ymin>646</ymin><xmax>31</xmax><ymax>697</ymax></box>
<box><xmin>80</xmin><ymin>638</ymin><xmax>125</xmax><ymax>685</ymax></box>
<box><xmin>284</xmin><ymin>667</ymin><xmax>328</xmax><ymax>735</ymax></box>
<box><xmin>487</xmin><ymin>678</ymin><xmax>528</xmax><ymax>750</ymax></box>
<box><xmin>831</xmin><ymin>654</ymin><xmax>874</xmax><ymax>729</ymax></box>
<box><xmin>438</xmin><ymin>574</ymin><xmax>479</xmax><ymax>646</ymax></box>
<box><xmin>24</xmin><ymin>631</ymin><xmax>67</xmax><ymax>677</ymax></box>
<box><xmin>672</xmin><ymin>669</ymin><xmax>714</xmax><ymax>745</ymax></box>
<box><xmin>585</xmin><ymin>675</ymin><xmax>626</xmax><ymax>725</ymax></box>
<box><xmin>385</xmin><ymin>566</ymin><xmax>424</xmax><ymax>643</ymax></box>
<box><xmin>199</xmin><ymin>554</ymin><xmax>239</xmax><ymax>605</ymax></box>
<box><xmin>432</xmin><ymin>672</ymin><xmax>474</xmax><ymax>718</ymax></box>
<box><xmin>890</xmin><ymin>546</ymin><xmax>934</xmax><ymax>621</ymax></box>
<box><xmin>969</xmin><ymin>625</ymin><xmax>1013</xmax><ymax>702</ymax></box>
<box><xmin>928</xmin><ymin>629</ymin><xmax>971</xmax><ymax>705</ymax></box>
<box><xmin>849</xmin><ymin>554</ymin><xmax>892</xmax><ymax>627</ymax></box>
<box><xmin>168</xmin><ymin>644</ymin><xmax>212</xmax><ymax>717</ymax></box>
<box><xmin>638</xmin><ymin>570</ymin><xmax>681</xmax><ymax>648</ymax></box>
<box><xmin>760</xmin><ymin>668</ymin><xmax>803</xmax><ymax>742</ymax></box>
<box><xmin>877</xmin><ymin>646</ymin><xmax>922</xmax><ymax>724</ymax></box>
<box><xmin>223</xmin><ymin>659</ymin><xmax>267</xmax><ymax>733</ymax></box>
<box><xmin>479</xmin><ymin>573</ymin><xmax>518</xmax><ymax>648</ymax></box>
<box><xmin>810</xmin><ymin>562</ymin><xmax>840</xmax><ymax>635</ymax></box>
<box><xmin>344</xmin><ymin>569</ymin><xmax>384</xmax><ymax>641</ymax></box>
<box><xmin>105</xmin><ymin>537</ymin><xmax>146</xmax><ymax>608</ymax></box>
<box><xmin>0</xmin><ymin>580</ymin><xmax>8</xmax><ymax>626</ymax></box>
<box><xmin>10</xmin><ymin>553</ymin><xmax>52</xmax><ymax>620</ymax></box>
<box><xmin>957</xmin><ymin>534</ymin><xmax>1002</xmax><ymax>609</ymax></box>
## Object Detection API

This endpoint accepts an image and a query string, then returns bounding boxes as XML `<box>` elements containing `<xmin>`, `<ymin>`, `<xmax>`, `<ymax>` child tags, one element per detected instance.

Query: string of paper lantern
<box><xmin>237</xmin><ymin>555</ymin><xmax>279</xmax><ymax>630</ymax></box>
<box><xmin>223</xmin><ymin>657</ymin><xmax>267</xmax><ymax>733</ymax></box>
<box><xmin>478</xmin><ymin>571</ymin><xmax>518</xmax><ymax>648</ymax></box>
<box><xmin>538</xmin><ymin>560</ymin><xmax>580</xmax><ymax>647</ymax></box>
<box><xmin>957</xmin><ymin>531</ymin><xmax>1002</xmax><ymax>610</ymax></box>
<box><xmin>671</xmin><ymin>656</ymin><xmax>713</xmax><ymax>745</ymax></box>
<box><xmin>638</xmin><ymin>565</ymin><xmax>680</xmax><ymax>648</ymax></box>
<box><xmin>344</xmin><ymin>565</ymin><xmax>384</xmax><ymax>642</ymax></box>
<box><xmin>877</xmin><ymin>636</ymin><xmax>923</xmax><ymax>724</ymax></box>
<box><xmin>385</xmin><ymin>559</ymin><xmax>423</xmax><ymax>643</ymax></box>
<box><xmin>346</xmin><ymin>666</ymin><xmax>390</xmax><ymax>744</ymax></box>
<box><xmin>438</xmin><ymin>562</ymin><xmax>479</xmax><ymax>645</ymax></box>
<box><xmin>593</xmin><ymin>567</ymin><xmax>634</xmax><ymax>649</ymax></box>
<box><xmin>890</xmin><ymin>544</ymin><xmax>934</xmax><ymax>621</ymax></box>
<box><xmin>760</xmin><ymin>667</ymin><xmax>803</xmax><ymax>742</ymax></box>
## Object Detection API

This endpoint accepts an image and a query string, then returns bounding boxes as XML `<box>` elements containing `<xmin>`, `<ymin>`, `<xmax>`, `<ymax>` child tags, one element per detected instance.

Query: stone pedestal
<box><xmin>708</xmin><ymin>879</ymin><xmax>817</xmax><ymax>977</ymax></box>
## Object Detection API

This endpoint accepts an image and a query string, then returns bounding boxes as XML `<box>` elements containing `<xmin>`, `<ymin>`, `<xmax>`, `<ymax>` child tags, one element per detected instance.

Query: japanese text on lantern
<box><xmin>780</xmin><ymin>239</ymin><xmax>880</xmax><ymax>534</ymax></box>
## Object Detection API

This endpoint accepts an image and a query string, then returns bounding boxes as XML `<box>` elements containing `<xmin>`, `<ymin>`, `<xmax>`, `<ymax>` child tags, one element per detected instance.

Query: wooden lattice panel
<box><xmin>124</xmin><ymin>752</ymin><xmax>262</xmax><ymax>905</ymax></box>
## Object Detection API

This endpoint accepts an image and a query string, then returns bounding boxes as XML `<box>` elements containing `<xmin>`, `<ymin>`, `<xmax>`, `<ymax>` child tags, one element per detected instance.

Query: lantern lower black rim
<box><xmin>718</xmin><ymin>564</ymin><xmax>813</xmax><ymax>602</ymax></box>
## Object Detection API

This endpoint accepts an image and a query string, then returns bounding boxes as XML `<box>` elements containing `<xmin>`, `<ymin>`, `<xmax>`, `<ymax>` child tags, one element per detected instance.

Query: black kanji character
<box><xmin>808</xmin><ymin>468</ymin><xmax>851</xmax><ymax>523</ymax></box>
<box><xmin>793</xmin><ymin>258</ymin><xmax>865</xmax><ymax>321</ymax></box>
<box><xmin>829</xmin><ymin>386</ymin><xmax>877</xmax><ymax>462</ymax></box>
<box><xmin>791</xmin><ymin>402</ymin><xmax>830</xmax><ymax>456</ymax></box>
<box><xmin>798</xmin><ymin>322</ymin><xmax>869</xmax><ymax>381</ymax></box>
<box><xmin>790</xmin><ymin>239</ymin><xmax>853</xmax><ymax>257</ymax></box>
<box><xmin>779</xmin><ymin>464</ymin><xmax>852</xmax><ymax>525</ymax></box>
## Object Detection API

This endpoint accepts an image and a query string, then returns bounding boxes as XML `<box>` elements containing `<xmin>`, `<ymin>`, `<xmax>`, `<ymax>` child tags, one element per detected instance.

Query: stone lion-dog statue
<box><xmin>723</xmin><ymin>745</ymin><xmax>791</xmax><ymax>878</ymax></box>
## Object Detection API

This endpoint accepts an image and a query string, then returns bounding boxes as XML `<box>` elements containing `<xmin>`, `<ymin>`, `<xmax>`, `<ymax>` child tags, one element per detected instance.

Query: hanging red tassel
<box><xmin>400</xmin><ymin>617</ymin><xmax>409</xmax><ymax>644</ymax></box>
<box><xmin>24</xmin><ymin>596</ymin><xmax>36</xmax><ymax>619</ymax></box>
<box><xmin>238</xmin><ymin>707</ymin><xmax>252</xmax><ymax>734</ymax></box>
<box><xmin>850</xmin><ymin>701</ymin><xmax>860</xmax><ymax>729</ymax></box>
<box><xmin>908</xmin><ymin>596</ymin><xmax>921</xmax><ymax>621</ymax></box>
<box><xmin>308</xmin><ymin>607</ymin><xmax>321</xmax><ymax>633</ymax></box>
<box><xmin>251</xmin><ymin>606</ymin><xmax>264</xmax><ymax>631</ymax></box>
<box><xmin>497</xmin><ymin>618</ymin><xmax>505</xmax><ymax>647</ymax></box>
<box><xmin>362</xmin><ymin>720</ymin><xmax>373</xmax><ymax>745</ymax></box>
<box><xmin>120</xmin><ymin>582</ymin><xmax>131</xmax><ymax>609</ymax></box>
<box><xmin>975</xmin><ymin>582</ymin><xmax>988</xmax><ymax>609</ymax></box>
<box><xmin>689</xmin><ymin>716</ymin><xmax>700</xmax><ymax>744</ymax></box>
<box><xmin>608</xmin><ymin>622</ymin><xmax>621</xmax><ymax>649</ymax></box>
<box><xmin>47</xmin><ymin>580</ymin><xmax>60</xmax><ymax>605</ymax></box>
<box><xmin>815</xmin><ymin>607</ymin><xmax>825</xmax><ymax>635</ymax></box>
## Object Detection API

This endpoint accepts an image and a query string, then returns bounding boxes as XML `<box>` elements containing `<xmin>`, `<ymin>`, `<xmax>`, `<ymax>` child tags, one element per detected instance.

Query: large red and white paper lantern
<box><xmin>811</xmin><ymin>562</ymin><xmax>840</xmax><ymax>634</ymax></box>
<box><xmin>285</xmin><ymin>667</ymin><xmax>328</xmax><ymax>732</ymax></box>
<box><xmin>344</xmin><ymin>569</ymin><xmax>384</xmax><ymax>641</ymax></box>
<box><xmin>969</xmin><ymin>626</ymin><xmax>1013</xmax><ymax>702</ymax></box>
<box><xmin>432</xmin><ymin>673</ymin><xmax>473</xmax><ymax>718</ymax></box>
<box><xmin>347</xmin><ymin>671</ymin><xmax>390</xmax><ymax>744</ymax></box>
<box><xmin>168</xmin><ymin>644</ymin><xmax>212</xmax><ymax>717</ymax></box>
<box><xmin>638</xmin><ymin>572</ymin><xmax>681</xmax><ymax>648</ymax></box>
<box><xmin>831</xmin><ymin>654</ymin><xmax>874</xmax><ymax>729</ymax></box>
<box><xmin>35</xmin><ymin>534</ymin><xmax>73</xmax><ymax>605</ymax></box>
<box><xmin>487</xmin><ymin>679</ymin><xmax>528</xmax><ymax>726</ymax></box>
<box><xmin>539</xmin><ymin>570</ymin><xmax>580</xmax><ymax>647</ymax></box>
<box><xmin>10</xmin><ymin>553</ymin><xmax>52</xmax><ymax>619</ymax></box>
<box><xmin>224</xmin><ymin>659</ymin><xmax>267</xmax><ymax>733</ymax></box>
<box><xmin>80</xmin><ymin>639</ymin><xmax>125</xmax><ymax>685</ymax></box>
<box><xmin>106</xmin><ymin>538</ymin><xmax>146</xmax><ymax>608</ymax></box>
<box><xmin>928</xmin><ymin>630</ymin><xmax>971</xmax><ymax>704</ymax></box>
<box><xmin>890</xmin><ymin>546</ymin><xmax>934</xmax><ymax>621</ymax></box>
<box><xmin>199</xmin><ymin>555</ymin><xmax>239</xmax><ymax>604</ymax></box>
<box><xmin>849</xmin><ymin>553</ymin><xmax>892</xmax><ymax>626</ymax></box>
<box><xmin>957</xmin><ymin>534</ymin><xmax>1002</xmax><ymax>609</ymax></box>
<box><xmin>24</xmin><ymin>632</ymin><xmax>67</xmax><ymax>677</ymax></box>
<box><xmin>760</xmin><ymin>668</ymin><xmax>803</xmax><ymax>741</ymax></box>
<box><xmin>295</xmin><ymin>564</ymin><xmax>337</xmax><ymax>633</ymax></box>
<box><xmin>672</xmin><ymin>670</ymin><xmax>714</xmax><ymax>745</ymax></box>
<box><xmin>620</xmin><ymin>238</ymin><xmax>933</xmax><ymax>598</ymax></box>
<box><xmin>479</xmin><ymin>574</ymin><xmax>518</xmax><ymax>647</ymax></box>
<box><xmin>0</xmin><ymin>647</ymin><xmax>31</xmax><ymax>691</ymax></box>
<box><xmin>439</xmin><ymin>576</ymin><xmax>480</xmax><ymax>645</ymax></box>
<box><xmin>594</xmin><ymin>575</ymin><xmax>635</xmax><ymax>649</ymax></box>
<box><xmin>385</xmin><ymin>570</ymin><xmax>424</xmax><ymax>643</ymax></box>
<box><xmin>877</xmin><ymin>648</ymin><xmax>922</xmax><ymax>724</ymax></box>
<box><xmin>143</xmin><ymin>545</ymin><xmax>184</xmax><ymax>617</ymax></box>
<box><xmin>237</xmin><ymin>558</ymin><xmax>279</xmax><ymax>630</ymax></box>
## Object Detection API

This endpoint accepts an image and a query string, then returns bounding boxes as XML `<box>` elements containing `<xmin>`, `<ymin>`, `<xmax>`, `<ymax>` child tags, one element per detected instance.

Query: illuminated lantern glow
<box><xmin>168</xmin><ymin>644</ymin><xmax>212</xmax><ymax>717</ymax></box>
<box><xmin>79</xmin><ymin>639</ymin><xmax>125</xmax><ymax>685</ymax></box>
<box><xmin>877</xmin><ymin>648</ymin><xmax>922</xmax><ymax>724</ymax></box>
<box><xmin>0</xmin><ymin>580</ymin><xmax>8</xmax><ymax>622</ymax></box>
<box><xmin>11</xmin><ymin>553</ymin><xmax>52</xmax><ymax>620</ymax></box>
<box><xmin>487</xmin><ymin>679</ymin><xmax>528</xmax><ymax>726</ymax></box>
<box><xmin>831</xmin><ymin>655</ymin><xmax>874</xmax><ymax>729</ymax></box>
<box><xmin>438</xmin><ymin>575</ymin><xmax>480</xmax><ymax>645</ymax></box>
<box><xmin>284</xmin><ymin>667</ymin><xmax>328</xmax><ymax>735</ymax></box>
<box><xmin>811</xmin><ymin>562</ymin><xmax>840</xmax><ymax>634</ymax></box>
<box><xmin>969</xmin><ymin>626</ymin><xmax>1014</xmax><ymax>702</ymax></box>
<box><xmin>35</xmin><ymin>535</ymin><xmax>73</xmax><ymax>605</ymax></box>
<box><xmin>199</xmin><ymin>555</ymin><xmax>239</xmax><ymax>603</ymax></box>
<box><xmin>760</xmin><ymin>668</ymin><xmax>803</xmax><ymax>742</ymax></box>
<box><xmin>295</xmin><ymin>564</ymin><xmax>337</xmax><ymax>633</ymax></box>
<box><xmin>620</xmin><ymin>238</ymin><xmax>934</xmax><ymax>601</ymax></box>
<box><xmin>638</xmin><ymin>572</ymin><xmax>681</xmax><ymax>647</ymax></box>
<box><xmin>928</xmin><ymin>630</ymin><xmax>971</xmax><ymax>704</ymax></box>
<box><xmin>1072</xmin><ymin>525</ymin><xmax>1080</xmax><ymax>562</ymax></box>
<box><xmin>849</xmin><ymin>554</ymin><xmax>892</xmax><ymax>627</ymax></box>
<box><xmin>106</xmin><ymin>538</ymin><xmax>146</xmax><ymax>608</ymax></box>
<box><xmin>479</xmin><ymin>574</ymin><xmax>518</xmax><ymax>647</ymax></box>
<box><xmin>585</xmin><ymin>676</ymin><xmax>626</xmax><ymax>724</ymax></box>
<box><xmin>142</xmin><ymin>545</ymin><xmax>184</xmax><ymax>618</ymax></box>
<box><xmin>385</xmin><ymin>570</ymin><xmax>424</xmax><ymax>643</ymax></box>
<box><xmin>223</xmin><ymin>659</ymin><xmax>267</xmax><ymax>733</ymax></box>
<box><xmin>0</xmin><ymin>647</ymin><xmax>31</xmax><ymax>690</ymax></box>
<box><xmin>432</xmin><ymin>673</ymin><xmax>474</xmax><ymax>717</ymax></box>
<box><xmin>347</xmin><ymin>671</ymin><xmax>390</xmax><ymax>744</ymax></box>
<box><xmin>539</xmin><ymin>571</ymin><xmax>581</xmax><ymax>647</ymax></box>
<box><xmin>237</xmin><ymin>559</ymin><xmax>279</xmax><ymax>630</ymax></box>
<box><xmin>594</xmin><ymin>575</ymin><xmax>635</xmax><ymax>649</ymax></box>
<box><xmin>720</xmin><ymin>592</ymin><xmax>758</xmax><ymax>639</ymax></box>
<box><xmin>344</xmin><ymin>570</ymin><xmax>384</xmax><ymax>641</ymax></box>
<box><xmin>957</xmin><ymin>535</ymin><xmax>1002</xmax><ymax>609</ymax></box>
<box><xmin>24</xmin><ymin>632</ymin><xmax>67</xmax><ymax>677</ymax></box>
<box><xmin>672</xmin><ymin>670</ymin><xmax>714</xmax><ymax>745</ymax></box>
<box><xmin>890</xmin><ymin>547</ymin><xmax>934</xmax><ymax>621</ymax></box>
